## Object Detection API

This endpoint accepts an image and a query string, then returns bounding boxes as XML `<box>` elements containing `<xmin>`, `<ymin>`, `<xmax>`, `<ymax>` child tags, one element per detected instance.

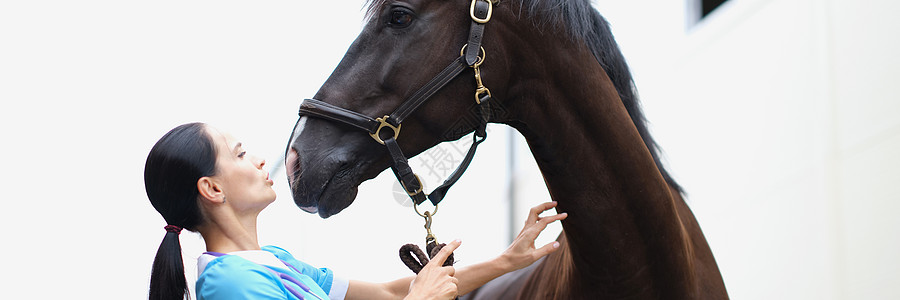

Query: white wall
<box><xmin>0</xmin><ymin>1</ymin><xmax>519</xmax><ymax>299</ymax></box>
<box><xmin>2</xmin><ymin>0</ymin><xmax>897</xmax><ymax>299</ymax></box>
<box><xmin>510</xmin><ymin>0</ymin><xmax>900</xmax><ymax>298</ymax></box>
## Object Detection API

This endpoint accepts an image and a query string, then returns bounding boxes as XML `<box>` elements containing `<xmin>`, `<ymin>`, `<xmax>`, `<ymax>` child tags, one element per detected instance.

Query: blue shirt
<box><xmin>196</xmin><ymin>246</ymin><xmax>338</xmax><ymax>300</ymax></box>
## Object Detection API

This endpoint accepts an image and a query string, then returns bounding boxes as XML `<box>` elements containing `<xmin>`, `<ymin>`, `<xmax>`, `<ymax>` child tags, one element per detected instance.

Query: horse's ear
<box><xmin>196</xmin><ymin>176</ymin><xmax>225</xmax><ymax>205</ymax></box>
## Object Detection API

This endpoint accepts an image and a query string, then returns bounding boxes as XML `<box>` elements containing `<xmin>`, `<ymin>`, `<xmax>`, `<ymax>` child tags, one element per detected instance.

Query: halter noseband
<box><xmin>293</xmin><ymin>0</ymin><xmax>496</xmax><ymax>207</ymax></box>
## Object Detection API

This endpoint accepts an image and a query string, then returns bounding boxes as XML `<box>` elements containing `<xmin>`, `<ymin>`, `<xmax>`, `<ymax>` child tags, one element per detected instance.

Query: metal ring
<box><xmin>459</xmin><ymin>44</ymin><xmax>486</xmax><ymax>67</ymax></box>
<box><xmin>413</xmin><ymin>201</ymin><xmax>439</xmax><ymax>218</ymax></box>
<box><xmin>368</xmin><ymin>116</ymin><xmax>401</xmax><ymax>145</ymax></box>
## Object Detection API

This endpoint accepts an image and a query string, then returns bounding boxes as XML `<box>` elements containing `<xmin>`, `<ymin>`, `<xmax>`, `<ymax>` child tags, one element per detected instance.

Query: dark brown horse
<box><xmin>285</xmin><ymin>0</ymin><xmax>727</xmax><ymax>298</ymax></box>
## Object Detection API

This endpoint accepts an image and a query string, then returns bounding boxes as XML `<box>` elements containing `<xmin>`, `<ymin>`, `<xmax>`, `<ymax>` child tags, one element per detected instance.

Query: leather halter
<box><xmin>293</xmin><ymin>0</ymin><xmax>496</xmax><ymax>207</ymax></box>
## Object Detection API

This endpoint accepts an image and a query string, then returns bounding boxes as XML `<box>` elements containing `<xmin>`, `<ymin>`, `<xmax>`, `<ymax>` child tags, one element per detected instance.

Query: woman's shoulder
<box><xmin>200</xmin><ymin>254</ymin><xmax>274</xmax><ymax>279</ymax></box>
<box><xmin>260</xmin><ymin>245</ymin><xmax>320</xmax><ymax>272</ymax></box>
<box><xmin>197</xmin><ymin>255</ymin><xmax>288</xmax><ymax>299</ymax></box>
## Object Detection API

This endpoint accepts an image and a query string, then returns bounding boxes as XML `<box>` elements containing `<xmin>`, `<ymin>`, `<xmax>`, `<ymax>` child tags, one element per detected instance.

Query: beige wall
<box><xmin>510</xmin><ymin>0</ymin><xmax>900</xmax><ymax>298</ymax></box>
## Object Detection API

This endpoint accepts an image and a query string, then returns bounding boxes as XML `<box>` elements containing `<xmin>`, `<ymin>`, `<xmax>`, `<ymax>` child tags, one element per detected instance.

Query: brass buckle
<box><xmin>401</xmin><ymin>174</ymin><xmax>425</xmax><ymax>196</ymax></box>
<box><xmin>369</xmin><ymin>115</ymin><xmax>401</xmax><ymax>145</ymax></box>
<box><xmin>470</xmin><ymin>0</ymin><xmax>493</xmax><ymax>24</ymax></box>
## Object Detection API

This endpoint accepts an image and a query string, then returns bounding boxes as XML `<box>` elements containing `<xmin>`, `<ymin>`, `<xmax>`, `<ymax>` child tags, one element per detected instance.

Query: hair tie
<box><xmin>164</xmin><ymin>225</ymin><xmax>183</xmax><ymax>235</ymax></box>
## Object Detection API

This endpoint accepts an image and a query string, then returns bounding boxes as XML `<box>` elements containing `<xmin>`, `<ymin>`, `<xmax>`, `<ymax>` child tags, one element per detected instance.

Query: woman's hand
<box><xmin>500</xmin><ymin>201</ymin><xmax>568</xmax><ymax>271</ymax></box>
<box><xmin>404</xmin><ymin>239</ymin><xmax>461</xmax><ymax>300</ymax></box>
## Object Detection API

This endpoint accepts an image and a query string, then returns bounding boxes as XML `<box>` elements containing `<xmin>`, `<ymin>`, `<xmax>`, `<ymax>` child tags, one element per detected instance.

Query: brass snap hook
<box><xmin>473</xmin><ymin>66</ymin><xmax>491</xmax><ymax>104</ymax></box>
<box><xmin>415</xmin><ymin>207</ymin><xmax>439</xmax><ymax>245</ymax></box>
<box><xmin>414</xmin><ymin>202</ymin><xmax>439</xmax><ymax>244</ymax></box>
<box><xmin>459</xmin><ymin>44</ymin><xmax>491</xmax><ymax>104</ymax></box>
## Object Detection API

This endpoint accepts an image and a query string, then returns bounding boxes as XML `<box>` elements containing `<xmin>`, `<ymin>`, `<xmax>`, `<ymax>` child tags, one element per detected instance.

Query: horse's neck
<box><xmin>504</xmin><ymin>46</ymin><xmax>697</xmax><ymax>298</ymax></box>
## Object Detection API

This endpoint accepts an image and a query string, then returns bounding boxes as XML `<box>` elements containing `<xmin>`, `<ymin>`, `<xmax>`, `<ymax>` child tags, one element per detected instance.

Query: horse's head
<box><xmin>286</xmin><ymin>0</ymin><xmax>512</xmax><ymax>217</ymax></box>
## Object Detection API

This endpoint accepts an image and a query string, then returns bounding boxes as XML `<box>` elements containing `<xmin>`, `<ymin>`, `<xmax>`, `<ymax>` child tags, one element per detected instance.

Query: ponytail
<box><xmin>149</xmin><ymin>230</ymin><xmax>189</xmax><ymax>300</ymax></box>
<box><xmin>145</xmin><ymin>122</ymin><xmax>218</xmax><ymax>300</ymax></box>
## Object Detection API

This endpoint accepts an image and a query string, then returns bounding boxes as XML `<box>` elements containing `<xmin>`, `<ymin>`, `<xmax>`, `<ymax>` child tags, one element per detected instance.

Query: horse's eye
<box><xmin>388</xmin><ymin>10</ymin><xmax>414</xmax><ymax>28</ymax></box>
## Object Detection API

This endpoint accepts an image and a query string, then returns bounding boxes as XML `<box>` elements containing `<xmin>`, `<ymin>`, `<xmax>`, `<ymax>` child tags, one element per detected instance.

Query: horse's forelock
<box><xmin>364</xmin><ymin>0</ymin><xmax>389</xmax><ymax>21</ymax></box>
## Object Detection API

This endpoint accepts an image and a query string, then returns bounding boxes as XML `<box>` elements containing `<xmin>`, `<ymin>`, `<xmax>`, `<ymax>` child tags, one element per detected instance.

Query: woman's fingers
<box><xmin>501</xmin><ymin>203</ymin><xmax>570</xmax><ymax>271</ymax></box>
<box><xmin>521</xmin><ymin>212</ymin><xmax>568</xmax><ymax>240</ymax></box>
<box><xmin>514</xmin><ymin>202</ymin><xmax>568</xmax><ymax>249</ymax></box>
<box><xmin>525</xmin><ymin>201</ymin><xmax>558</xmax><ymax>225</ymax></box>
<box><xmin>407</xmin><ymin>240</ymin><xmax>460</xmax><ymax>300</ymax></box>
<box><xmin>537</xmin><ymin>212</ymin><xmax>568</xmax><ymax>228</ymax></box>
<box><xmin>534</xmin><ymin>240</ymin><xmax>563</xmax><ymax>257</ymax></box>
<box><xmin>428</xmin><ymin>239</ymin><xmax>461</xmax><ymax>270</ymax></box>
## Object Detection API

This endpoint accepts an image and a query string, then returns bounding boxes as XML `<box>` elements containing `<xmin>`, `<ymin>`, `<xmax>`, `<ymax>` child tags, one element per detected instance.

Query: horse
<box><xmin>284</xmin><ymin>0</ymin><xmax>728</xmax><ymax>298</ymax></box>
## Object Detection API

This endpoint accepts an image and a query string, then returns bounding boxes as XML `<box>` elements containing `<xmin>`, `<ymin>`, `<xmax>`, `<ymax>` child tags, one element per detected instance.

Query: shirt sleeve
<box><xmin>197</xmin><ymin>257</ymin><xmax>288</xmax><ymax>300</ymax></box>
<box><xmin>329</xmin><ymin>276</ymin><xmax>350</xmax><ymax>300</ymax></box>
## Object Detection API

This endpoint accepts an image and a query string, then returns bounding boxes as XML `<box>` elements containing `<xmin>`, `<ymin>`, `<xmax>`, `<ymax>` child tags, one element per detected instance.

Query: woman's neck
<box><xmin>199</xmin><ymin>209</ymin><xmax>262</xmax><ymax>253</ymax></box>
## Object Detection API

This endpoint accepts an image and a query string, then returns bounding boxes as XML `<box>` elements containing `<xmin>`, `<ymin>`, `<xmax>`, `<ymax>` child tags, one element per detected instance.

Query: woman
<box><xmin>145</xmin><ymin>122</ymin><xmax>567</xmax><ymax>300</ymax></box>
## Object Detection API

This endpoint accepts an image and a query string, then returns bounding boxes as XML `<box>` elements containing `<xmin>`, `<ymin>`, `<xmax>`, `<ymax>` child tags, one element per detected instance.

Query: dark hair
<box><xmin>144</xmin><ymin>122</ymin><xmax>218</xmax><ymax>300</ymax></box>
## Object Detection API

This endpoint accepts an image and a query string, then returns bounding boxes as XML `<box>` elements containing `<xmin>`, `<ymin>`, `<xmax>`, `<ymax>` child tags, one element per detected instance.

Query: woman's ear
<box><xmin>197</xmin><ymin>177</ymin><xmax>226</xmax><ymax>205</ymax></box>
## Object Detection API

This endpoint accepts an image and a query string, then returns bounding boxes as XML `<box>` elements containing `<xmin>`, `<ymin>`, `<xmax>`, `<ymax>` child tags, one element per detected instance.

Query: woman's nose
<box><xmin>252</xmin><ymin>155</ymin><xmax>266</xmax><ymax>169</ymax></box>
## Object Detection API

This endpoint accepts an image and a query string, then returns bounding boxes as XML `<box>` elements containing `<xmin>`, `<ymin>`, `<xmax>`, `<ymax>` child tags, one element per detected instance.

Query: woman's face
<box><xmin>206</xmin><ymin>126</ymin><xmax>276</xmax><ymax>212</ymax></box>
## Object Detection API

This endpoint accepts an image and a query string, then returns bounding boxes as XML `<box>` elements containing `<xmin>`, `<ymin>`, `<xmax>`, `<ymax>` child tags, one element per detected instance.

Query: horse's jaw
<box><xmin>285</xmin><ymin>149</ymin><xmax>361</xmax><ymax>218</ymax></box>
<box><xmin>285</xmin><ymin>116</ymin><xmax>395</xmax><ymax>218</ymax></box>
<box><xmin>300</xmin><ymin>180</ymin><xmax>359</xmax><ymax>219</ymax></box>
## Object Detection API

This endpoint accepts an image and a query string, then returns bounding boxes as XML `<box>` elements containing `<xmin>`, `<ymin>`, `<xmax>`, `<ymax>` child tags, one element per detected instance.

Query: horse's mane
<box><xmin>513</xmin><ymin>0</ymin><xmax>683</xmax><ymax>195</ymax></box>
<box><xmin>363</xmin><ymin>0</ymin><xmax>683</xmax><ymax>195</ymax></box>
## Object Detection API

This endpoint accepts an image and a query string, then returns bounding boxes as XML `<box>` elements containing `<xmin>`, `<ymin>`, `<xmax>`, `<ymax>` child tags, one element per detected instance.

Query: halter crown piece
<box><xmin>164</xmin><ymin>225</ymin><xmax>183</xmax><ymax>235</ymax></box>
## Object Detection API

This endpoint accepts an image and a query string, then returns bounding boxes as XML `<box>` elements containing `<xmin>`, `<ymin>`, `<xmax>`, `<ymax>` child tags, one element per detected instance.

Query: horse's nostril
<box><xmin>286</xmin><ymin>147</ymin><xmax>300</xmax><ymax>182</ymax></box>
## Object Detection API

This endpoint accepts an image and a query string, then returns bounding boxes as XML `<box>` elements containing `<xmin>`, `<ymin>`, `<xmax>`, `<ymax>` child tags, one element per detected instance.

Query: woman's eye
<box><xmin>238</xmin><ymin>151</ymin><xmax>246</xmax><ymax>158</ymax></box>
<box><xmin>389</xmin><ymin>10</ymin><xmax>413</xmax><ymax>27</ymax></box>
